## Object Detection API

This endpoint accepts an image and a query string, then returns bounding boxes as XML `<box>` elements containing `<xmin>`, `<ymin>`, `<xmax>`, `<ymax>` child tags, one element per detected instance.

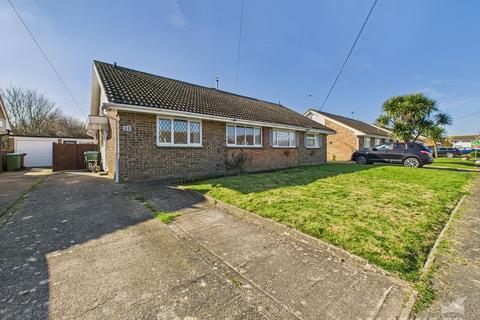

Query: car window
<box><xmin>393</xmin><ymin>143</ymin><xmax>406</xmax><ymax>150</ymax></box>
<box><xmin>375</xmin><ymin>144</ymin><xmax>393</xmax><ymax>151</ymax></box>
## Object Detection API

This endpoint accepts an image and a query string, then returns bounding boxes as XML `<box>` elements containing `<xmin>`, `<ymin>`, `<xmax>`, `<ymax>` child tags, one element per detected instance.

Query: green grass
<box><xmin>184</xmin><ymin>164</ymin><xmax>476</xmax><ymax>282</ymax></box>
<box><xmin>426</xmin><ymin>157</ymin><xmax>479</xmax><ymax>170</ymax></box>
<box><xmin>156</xmin><ymin>211</ymin><xmax>181</xmax><ymax>224</ymax></box>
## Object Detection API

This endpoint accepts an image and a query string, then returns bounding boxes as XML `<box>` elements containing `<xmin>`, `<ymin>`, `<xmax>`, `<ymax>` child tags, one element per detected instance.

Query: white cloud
<box><xmin>167</xmin><ymin>0</ymin><xmax>187</xmax><ymax>29</ymax></box>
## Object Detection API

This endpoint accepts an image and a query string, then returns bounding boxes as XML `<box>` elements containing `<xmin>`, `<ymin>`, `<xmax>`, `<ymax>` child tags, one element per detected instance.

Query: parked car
<box><xmin>351</xmin><ymin>142</ymin><xmax>433</xmax><ymax>167</ymax></box>
<box><xmin>432</xmin><ymin>147</ymin><xmax>462</xmax><ymax>158</ymax></box>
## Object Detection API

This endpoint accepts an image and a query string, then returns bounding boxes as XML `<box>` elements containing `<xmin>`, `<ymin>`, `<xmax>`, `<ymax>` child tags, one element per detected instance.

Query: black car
<box><xmin>351</xmin><ymin>142</ymin><xmax>433</xmax><ymax>167</ymax></box>
<box><xmin>432</xmin><ymin>147</ymin><xmax>462</xmax><ymax>158</ymax></box>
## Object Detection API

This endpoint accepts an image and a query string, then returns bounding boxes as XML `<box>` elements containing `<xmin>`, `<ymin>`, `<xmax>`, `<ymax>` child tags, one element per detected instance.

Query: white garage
<box><xmin>13</xmin><ymin>136</ymin><xmax>95</xmax><ymax>167</ymax></box>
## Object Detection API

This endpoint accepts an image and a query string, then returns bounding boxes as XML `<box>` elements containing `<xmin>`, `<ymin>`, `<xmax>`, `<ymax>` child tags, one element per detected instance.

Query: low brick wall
<box><xmin>112</xmin><ymin>112</ymin><xmax>327</xmax><ymax>181</ymax></box>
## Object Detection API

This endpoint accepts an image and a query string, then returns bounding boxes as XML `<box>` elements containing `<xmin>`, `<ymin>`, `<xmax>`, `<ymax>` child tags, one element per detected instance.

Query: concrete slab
<box><xmin>130</xmin><ymin>181</ymin><xmax>414</xmax><ymax>319</ymax></box>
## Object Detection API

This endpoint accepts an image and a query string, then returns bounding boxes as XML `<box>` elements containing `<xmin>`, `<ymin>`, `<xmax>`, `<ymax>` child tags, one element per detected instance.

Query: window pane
<box><xmin>364</xmin><ymin>137</ymin><xmax>371</xmax><ymax>148</ymax></box>
<box><xmin>158</xmin><ymin>119</ymin><xmax>171</xmax><ymax>143</ymax></box>
<box><xmin>306</xmin><ymin>134</ymin><xmax>316</xmax><ymax>147</ymax></box>
<box><xmin>227</xmin><ymin>125</ymin><xmax>235</xmax><ymax>145</ymax></box>
<box><xmin>277</xmin><ymin>130</ymin><xmax>290</xmax><ymax>147</ymax></box>
<box><xmin>190</xmin><ymin>121</ymin><xmax>201</xmax><ymax>144</ymax></box>
<box><xmin>245</xmin><ymin>127</ymin><xmax>254</xmax><ymax>145</ymax></box>
<box><xmin>254</xmin><ymin>128</ymin><xmax>261</xmax><ymax>145</ymax></box>
<box><xmin>289</xmin><ymin>132</ymin><xmax>296</xmax><ymax>146</ymax></box>
<box><xmin>272</xmin><ymin>130</ymin><xmax>277</xmax><ymax>146</ymax></box>
<box><xmin>173</xmin><ymin>119</ymin><xmax>188</xmax><ymax>144</ymax></box>
<box><xmin>236</xmin><ymin>126</ymin><xmax>245</xmax><ymax>145</ymax></box>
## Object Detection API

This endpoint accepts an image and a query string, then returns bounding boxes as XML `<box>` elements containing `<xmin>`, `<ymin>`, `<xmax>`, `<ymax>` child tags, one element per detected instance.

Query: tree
<box><xmin>376</xmin><ymin>93</ymin><xmax>452</xmax><ymax>143</ymax></box>
<box><xmin>1</xmin><ymin>86</ymin><xmax>88</xmax><ymax>137</ymax></box>
<box><xmin>425</xmin><ymin>126</ymin><xmax>446</xmax><ymax>158</ymax></box>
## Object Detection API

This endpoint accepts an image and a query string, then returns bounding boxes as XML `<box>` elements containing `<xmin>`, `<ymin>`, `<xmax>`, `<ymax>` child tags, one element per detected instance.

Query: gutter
<box><xmin>103</xmin><ymin>102</ymin><xmax>336</xmax><ymax>135</ymax></box>
<box><xmin>102</xmin><ymin>105</ymin><xmax>120</xmax><ymax>183</ymax></box>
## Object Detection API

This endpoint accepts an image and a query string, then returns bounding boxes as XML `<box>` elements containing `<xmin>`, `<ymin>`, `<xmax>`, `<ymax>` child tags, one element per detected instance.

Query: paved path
<box><xmin>1</xmin><ymin>172</ymin><xmax>413</xmax><ymax>319</ymax></box>
<box><xmin>417</xmin><ymin>177</ymin><xmax>480</xmax><ymax>319</ymax></box>
<box><xmin>131</xmin><ymin>181</ymin><xmax>414</xmax><ymax>319</ymax></box>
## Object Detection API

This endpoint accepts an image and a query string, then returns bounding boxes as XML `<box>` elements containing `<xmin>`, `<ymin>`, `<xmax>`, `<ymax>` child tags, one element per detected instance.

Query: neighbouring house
<box><xmin>87</xmin><ymin>61</ymin><xmax>335</xmax><ymax>182</ymax></box>
<box><xmin>9</xmin><ymin>135</ymin><xmax>95</xmax><ymax>167</ymax></box>
<box><xmin>0</xmin><ymin>95</ymin><xmax>12</xmax><ymax>173</ymax></box>
<box><xmin>304</xmin><ymin>110</ymin><xmax>393</xmax><ymax>161</ymax></box>
<box><xmin>448</xmin><ymin>135</ymin><xmax>480</xmax><ymax>149</ymax></box>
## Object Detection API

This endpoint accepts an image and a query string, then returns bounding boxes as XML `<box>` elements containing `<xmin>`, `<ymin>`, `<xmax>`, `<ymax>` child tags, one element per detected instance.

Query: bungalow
<box><xmin>304</xmin><ymin>110</ymin><xmax>392</xmax><ymax>161</ymax></box>
<box><xmin>87</xmin><ymin>61</ymin><xmax>335</xmax><ymax>182</ymax></box>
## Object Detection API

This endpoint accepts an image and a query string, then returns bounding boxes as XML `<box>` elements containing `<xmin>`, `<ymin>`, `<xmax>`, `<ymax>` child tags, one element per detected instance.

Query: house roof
<box><xmin>448</xmin><ymin>135</ymin><xmax>479</xmax><ymax>141</ymax></box>
<box><xmin>93</xmin><ymin>61</ymin><xmax>334</xmax><ymax>133</ymax></box>
<box><xmin>307</xmin><ymin>110</ymin><xmax>390</xmax><ymax>137</ymax></box>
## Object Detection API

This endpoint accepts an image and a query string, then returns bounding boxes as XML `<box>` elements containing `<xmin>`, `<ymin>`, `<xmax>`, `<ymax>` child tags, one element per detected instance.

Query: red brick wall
<box><xmin>112</xmin><ymin>112</ymin><xmax>327</xmax><ymax>181</ymax></box>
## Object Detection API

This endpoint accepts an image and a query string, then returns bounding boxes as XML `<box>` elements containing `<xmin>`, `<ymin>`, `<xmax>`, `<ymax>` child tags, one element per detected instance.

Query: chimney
<box><xmin>215</xmin><ymin>76</ymin><xmax>219</xmax><ymax>90</ymax></box>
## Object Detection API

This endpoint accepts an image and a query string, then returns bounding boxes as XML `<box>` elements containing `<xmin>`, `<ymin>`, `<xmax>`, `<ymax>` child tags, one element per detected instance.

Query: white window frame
<box><xmin>156</xmin><ymin>116</ymin><xmax>202</xmax><ymax>147</ymax></box>
<box><xmin>364</xmin><ymin>136</ymin><xmax>371</xmax><ymax>148</ymax></box>
<box><xmin>272</xmin><ymin>129</ymin><xmax>297</xmax><ymax>148</ymax></box>
<box><xmin>226</xmin><ymin>124</ymin><xmax>262</xmax><ymax>147</ymax></box>
<box><xmin>305</xmin><ymin>133</ymin><xmax>322</xmax><ymax>149</ymax></box>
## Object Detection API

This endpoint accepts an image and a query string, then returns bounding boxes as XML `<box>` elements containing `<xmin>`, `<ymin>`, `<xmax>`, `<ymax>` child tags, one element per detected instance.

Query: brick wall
<box><xmin>228</xmin><ymin>130</ymin><xmax>326</xmax><ymax>172</ymax></box>
<box><xmin>324</xmin><ymin>119</ymin><xmax>358</xmax><ymax>161</ymax></box>
<box><xmin>106</xmin><ymin>110</ymin><xmax>117</xmax><ymax>179</ymax></box>
<box><xmin>111</xmin><ymin>111</ymin><xmax>328</xmax><ymax>181</ymax></box>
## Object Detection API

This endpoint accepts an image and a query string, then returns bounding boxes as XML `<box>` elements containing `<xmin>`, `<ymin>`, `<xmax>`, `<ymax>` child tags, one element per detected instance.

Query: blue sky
<box><xmin>1</xmin><ymin>0</ymin><xmax>479</xmax><ymax>135</ymax></box>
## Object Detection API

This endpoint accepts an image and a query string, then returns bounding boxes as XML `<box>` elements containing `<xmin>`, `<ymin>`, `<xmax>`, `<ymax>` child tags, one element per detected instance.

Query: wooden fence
<box><xmin>52</xmin><ymin>143</ymin><xmax>99</xmax><ymax>172</ymax></box>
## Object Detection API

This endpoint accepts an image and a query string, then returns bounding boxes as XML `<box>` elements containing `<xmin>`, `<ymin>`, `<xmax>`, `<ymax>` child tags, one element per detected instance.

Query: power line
<box><xmin>8</xmin><ymin>0</ymin><xmax>86</xmax><ymax>117</ymax></box>
<box><xmin>319</xmin><ymin>0</ymin><xmax>378</xmax><ymax>111</ymax></box>
<box><xmin>235</xmin><ymin>0</ymin><xmax>244</xmax><ymax>91</ymax></box>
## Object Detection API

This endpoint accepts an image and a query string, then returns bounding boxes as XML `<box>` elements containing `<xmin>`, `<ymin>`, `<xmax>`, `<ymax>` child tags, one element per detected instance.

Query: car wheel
<box><xmin>403</xmin><ymin>157</ymin><xmax>420</xmax><ymax>168</ymax></box>
<box><xmin>356</xmin><ymin>155</ymin><xmax>368</xmax><ymax>165</ymax></box>
<box><xmin>446</xmin><ymin>152</ymin><xmax>454</xmax><ymax>158</ymax></box>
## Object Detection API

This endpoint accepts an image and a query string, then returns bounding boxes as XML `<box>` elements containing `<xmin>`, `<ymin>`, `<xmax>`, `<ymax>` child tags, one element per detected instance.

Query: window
<box><xmin>375</xmin><ymin>144</ymin><xmax>393</xmax><ymax>151</ymax></box>
<box><xmin>364</xmin><ymin>137</ymin><xmax>371</xmax><ymax>148</ymax></box>
<box><xmin>271</xmin><ymin>129</ymin><xmax>296</xmax><ymax>147</ymax></box>
<box><xmin>157</xmin><ymin>117</ymin><xmax>202</xmax><ymax>146</ymax></box>
<box><xmin>0</xmin><ymin>120</ymin><xmax>3</xmax><ymax>129</ymax></box>
<box><xmin>305</xmin><ymin>133</ymin><xmax>322</xmax><ymax>148</ymax></box>
<box><xmin>226</xmin><ymin>124</ymin><xmax>262</xmax><ymax>147</ymax></box>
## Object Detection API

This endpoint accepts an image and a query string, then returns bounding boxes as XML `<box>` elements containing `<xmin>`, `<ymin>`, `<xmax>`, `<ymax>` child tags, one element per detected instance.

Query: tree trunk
<box><xmin>433</xmin><ymin>142</ymin><xmax>438</xmax><ymax>158</ymax></box>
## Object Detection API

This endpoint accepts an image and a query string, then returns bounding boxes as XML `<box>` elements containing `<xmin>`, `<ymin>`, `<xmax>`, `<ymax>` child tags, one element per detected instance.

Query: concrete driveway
<box><xmin>1</xmin><ymin>172</ymin><xmax>413</xmax><ymax>319</ymax></box>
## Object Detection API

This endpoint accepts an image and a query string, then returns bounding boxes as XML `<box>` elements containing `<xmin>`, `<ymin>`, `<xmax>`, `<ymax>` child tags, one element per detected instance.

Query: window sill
<box><xmin>226</xmin><ymin>145</ymin><xmax>263</xmax><ymax>148</ymax></box>
<box><xmin>156</xmin><ymin>144</ymin><xmax>203</xmax><ymax>148</ymax></box>
<box><xmin>305</xmin><ymin>146</ymin><xmax>321</xmax><ymax>149</ymax></box>
<box><xmin>272</xmin><ymin>146</ymin><xmax>297</xmax><ymax>149</ymax></box>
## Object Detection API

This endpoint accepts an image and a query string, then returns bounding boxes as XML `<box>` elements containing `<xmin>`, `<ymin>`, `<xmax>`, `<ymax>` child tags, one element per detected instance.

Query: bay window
<box><xmin>157</xmin><ymin>117</ymin><xmax>202</xmax><ymax>146</ymax></box>
<box><xmin>226</xmin><ymin>124</ymin><xmax>262</xmax><ymax>147</ymax></box>
<box><xmin>271</xmin><ymin>129</ymin><xmax>296</xmax><ymax>147</ymax></box>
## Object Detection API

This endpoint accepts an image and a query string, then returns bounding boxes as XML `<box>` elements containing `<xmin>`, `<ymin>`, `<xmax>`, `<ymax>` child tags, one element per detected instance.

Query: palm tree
<box><xmin>376</xmin><ymin>93</ymin><xmax>452</xmax><ymax>142</ymax></box>
<box><xmin>425</xmin><ymin>126</ymin><xmax>446</xmax><ymax>158</ymax></box>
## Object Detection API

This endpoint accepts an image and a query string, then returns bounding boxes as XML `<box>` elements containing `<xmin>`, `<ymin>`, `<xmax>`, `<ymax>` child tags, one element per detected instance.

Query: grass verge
<box><xmin>184</xmin><ymin>163</ymin><xmax>475</xmax><ymax>282</ymax></box>
<box><xmin>426</xmin><ymin>157</ymin><xmax>479</xmax><ymax>170</ymax></box>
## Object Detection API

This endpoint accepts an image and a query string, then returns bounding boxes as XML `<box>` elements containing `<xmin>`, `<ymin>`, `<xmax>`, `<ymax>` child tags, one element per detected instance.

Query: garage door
<box><xmin>16</xmin><ymin>140</ymin><xmax>53</xmax><ymax>167</ymax></box>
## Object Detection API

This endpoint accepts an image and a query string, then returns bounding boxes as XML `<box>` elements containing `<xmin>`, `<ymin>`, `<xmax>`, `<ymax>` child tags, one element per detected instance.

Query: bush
<box><xmin>225</xmin><ymin>152</ymin><xmax>250</xmax><ymax>173</ymax></box>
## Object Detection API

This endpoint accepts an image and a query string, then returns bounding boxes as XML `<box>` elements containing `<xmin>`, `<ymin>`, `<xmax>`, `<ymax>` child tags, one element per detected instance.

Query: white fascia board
<box><xmin>304</xmin><ymin>109</ymin><xmax>365</xmax><ymax>136</ymax></box>
<box><xmin>91</xmin><ymin>63</ymin><xmax>109</xmax><ymax>116</ymax></box>
<box><xmin>104</xmin><ymin>103</ymin><xmax>335</xmax><ymax>135</ymax></box>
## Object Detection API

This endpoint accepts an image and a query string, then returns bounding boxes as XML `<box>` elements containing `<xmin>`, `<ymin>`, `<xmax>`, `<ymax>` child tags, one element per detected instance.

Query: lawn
<box><xmin>184</xmin><ymin>164</ymin><xmax>476</xmax><ymax>281</ymax></box>
<box><xmin>426</xmin><ymin>157</ymin><xmax>479</xmax><ymax>170</ymax></box>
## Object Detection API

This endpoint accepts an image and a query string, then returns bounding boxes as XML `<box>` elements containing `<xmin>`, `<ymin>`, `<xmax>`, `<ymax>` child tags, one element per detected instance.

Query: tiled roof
<box><xmin>313</xmin><ymin>110</ymin><xmax>390</xmax><ymax>137</ymax></box>
<box><xmin>94</xmin><ymin>61</ymin><xmax>334</xmax><ymax>132</ymax></box>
